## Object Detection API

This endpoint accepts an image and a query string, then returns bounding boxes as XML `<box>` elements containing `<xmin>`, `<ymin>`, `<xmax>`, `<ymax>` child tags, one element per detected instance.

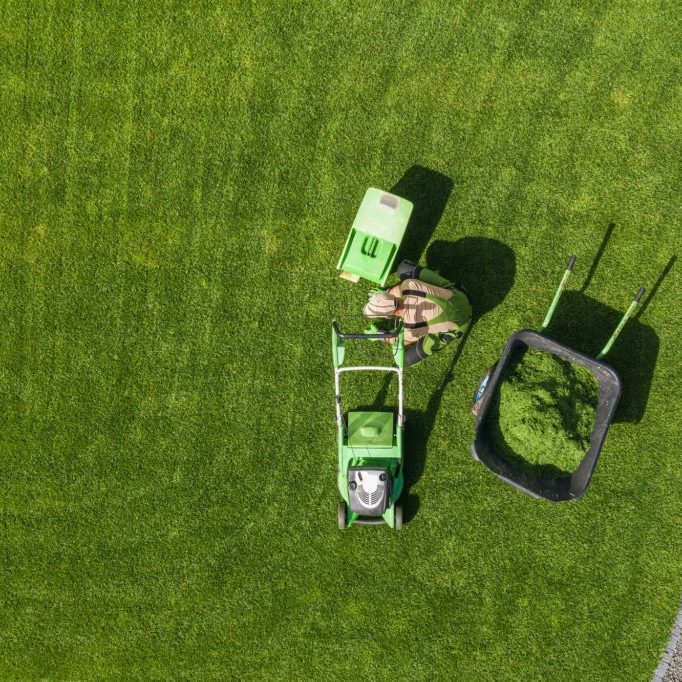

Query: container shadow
<box><xmin>580</xmin><ymin>222</ymin><xmax>616</xmax><ymax>293</ymax></box>
<box><xmin>636</xmin><ymin>255</ymin><xmax>676</xmax><ymax>320</ymax></box>
<box><xmin>391</xmin><ymin>165</ymin><xmax>453</xmax><ymax>265</ymax></box>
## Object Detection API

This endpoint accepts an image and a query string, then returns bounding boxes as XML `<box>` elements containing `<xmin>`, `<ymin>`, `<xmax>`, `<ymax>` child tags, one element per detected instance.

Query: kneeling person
<box><xmin>363</xmin><ymin>260</ymin><xmax>472</xmax><ymax>367</ymax></box>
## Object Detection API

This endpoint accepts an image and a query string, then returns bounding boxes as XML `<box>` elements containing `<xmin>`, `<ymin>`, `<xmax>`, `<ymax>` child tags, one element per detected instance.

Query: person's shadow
<box><xmin>402</xmin><ymin>237</ymin><xmax>517</xmax><ymax>521</ymax></box>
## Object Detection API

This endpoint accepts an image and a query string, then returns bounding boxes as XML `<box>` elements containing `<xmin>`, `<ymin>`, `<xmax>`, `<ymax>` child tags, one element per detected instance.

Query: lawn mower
<box><xmin>471</xmin><ymin>255</ymin><xmax>644</xmax><ymax>502</ymax></box>
<box><xmin>337</xmin><ymin>187</ymin><xmax>413</xmax><ymax>285</ymax></box>
<box><xmin>332</xmin><ymin>320</ymin><xmax>405</xmax><ymax>529</ymax></box>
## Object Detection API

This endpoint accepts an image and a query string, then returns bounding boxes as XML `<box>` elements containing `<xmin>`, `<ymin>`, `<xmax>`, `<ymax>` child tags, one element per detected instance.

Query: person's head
<box><xmin>363</xmin><ymin>292</ymin><xmax>405</xmax><ymax>319</ymax></box>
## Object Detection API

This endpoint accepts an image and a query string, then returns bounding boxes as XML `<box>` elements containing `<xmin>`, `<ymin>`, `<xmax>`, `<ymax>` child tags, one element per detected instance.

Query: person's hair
<box><xmin>363</xmin><ymin>292</ymin><xmax>400</xmax><ymax>318</ymax></box>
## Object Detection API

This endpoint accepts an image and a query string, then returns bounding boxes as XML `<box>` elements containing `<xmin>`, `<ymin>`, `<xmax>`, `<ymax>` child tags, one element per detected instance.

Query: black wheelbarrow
<box><xmin>471</xmin><ymin>256</ymin><xmax>644</xmax><ymax>502</ymax></box>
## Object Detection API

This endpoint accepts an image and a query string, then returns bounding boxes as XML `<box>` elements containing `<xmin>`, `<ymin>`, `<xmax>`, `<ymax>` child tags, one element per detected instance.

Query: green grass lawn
<box><xmin>1</xmin><ymin>1</ymin><xmax>681</xmax><ymax>679</ymax></box>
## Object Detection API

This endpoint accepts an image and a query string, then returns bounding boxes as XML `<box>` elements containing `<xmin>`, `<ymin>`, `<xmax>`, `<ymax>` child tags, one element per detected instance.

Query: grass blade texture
<box><xmin>1</xmin><ymin>1</ymin><xmax>681</xmax><ymax>680</ymax></box>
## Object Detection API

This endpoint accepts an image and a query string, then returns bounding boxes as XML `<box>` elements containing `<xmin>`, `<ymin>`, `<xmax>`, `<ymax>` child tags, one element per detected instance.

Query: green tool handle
<box><xmin>595</xmin><ymin>287</ymin><xmax>645</xmax><ymax>359</ymax></box>
<box><xmin>538</xmin><ymin>255</ymin><xmax>576</xmax><ymax>333</ymax></box>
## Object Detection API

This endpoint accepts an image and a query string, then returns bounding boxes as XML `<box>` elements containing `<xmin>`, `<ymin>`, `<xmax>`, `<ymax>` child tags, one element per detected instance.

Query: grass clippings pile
<box><xmin>486</xmin><ymin>349</ymin><xmax>599</xmax><ymax>477</ymax></box>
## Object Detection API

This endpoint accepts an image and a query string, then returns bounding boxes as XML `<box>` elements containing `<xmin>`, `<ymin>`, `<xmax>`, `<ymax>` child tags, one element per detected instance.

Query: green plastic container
<box><xmin>337</xmin><ymin>187</ymin><xmax>413</xmax><ymax>285</ymax></box>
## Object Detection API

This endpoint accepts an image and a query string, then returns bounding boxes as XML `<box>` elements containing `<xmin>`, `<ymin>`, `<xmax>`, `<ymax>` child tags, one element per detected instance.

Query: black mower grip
<box><xmin>567</xmin><ymin>255</ymin><xmax>577</xmax><ymax>271</ymax></box>
<box><xmin>634</xmin><ymin>287</ymin><xmax>645</xmax><ymax>303</ymax></box>
<box><xmin>332</xmin><ymin>321</ymin><xmax>398</xmax><ymax>340</ymax></box>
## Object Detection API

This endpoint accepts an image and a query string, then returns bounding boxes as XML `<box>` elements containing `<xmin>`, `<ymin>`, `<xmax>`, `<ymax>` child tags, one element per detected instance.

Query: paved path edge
<box><xmin>653</xmin><ymin>595</ymin><xmax>682</xmax><ymax>682</ymax></box>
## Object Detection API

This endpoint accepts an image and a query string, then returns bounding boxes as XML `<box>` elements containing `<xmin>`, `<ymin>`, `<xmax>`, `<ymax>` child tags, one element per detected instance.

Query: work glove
<box><xmin>439</xmin><ymin>331</ymin><xmax>461</xmax><ymax>345</ymax></box>
<box><xmin>367</xmin><ymin>287</ymin><xmax>386</xmax><ymax>299</ymax></box>
<box><xmin>364</xmin><ymin>323</ymin><xmax>388</xmax><ymax>341</ymax></box>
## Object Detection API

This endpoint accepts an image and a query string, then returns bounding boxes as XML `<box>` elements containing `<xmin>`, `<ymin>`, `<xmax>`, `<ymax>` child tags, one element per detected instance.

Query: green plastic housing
<box><xmin>347</xmin><ymin>411</ymin><xmax>394</xmax><ymax>447</ymax></box>
<box><xmin>337</xmin><ymin>417</ymin><xmax>404</xmax><ymax>529</ymax></box>
<box><xmin>337</xmin><ymin>187</ymin><xmax>413</xmax><ymax>285</ymax></box>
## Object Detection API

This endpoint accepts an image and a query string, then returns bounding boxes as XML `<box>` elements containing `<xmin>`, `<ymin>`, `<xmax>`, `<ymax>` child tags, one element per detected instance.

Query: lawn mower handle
<box><xmin>332</xmin><ymin>320</ymin><xmax>399</xmax><ymax>340</ymax></box>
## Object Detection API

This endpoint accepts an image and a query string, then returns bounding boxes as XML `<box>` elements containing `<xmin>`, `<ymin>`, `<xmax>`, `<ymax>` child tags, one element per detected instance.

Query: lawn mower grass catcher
<box><xmin>472</xmin><ymin>256</ymin><xmax>644</xmax><ymax>502</ymax></box>
<box><xmin>337</xmin><ymin>187</ymin><xmax>413</xmax><ymax>286</ymax></box>
<box><xmin>333</xmin><ymin>320</ymin><xmax>405</xmax><ymax>529</ymax></box>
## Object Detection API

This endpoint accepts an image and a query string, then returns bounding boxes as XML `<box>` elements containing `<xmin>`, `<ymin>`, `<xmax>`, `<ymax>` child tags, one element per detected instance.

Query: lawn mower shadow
<box><xmin>400</xmin><ymin>238</ymin><xmax>516</xmax><ymax>522</ymax></box>
<box><xmin>402</xmin><ymin>412</ymin><xmax>423</xmax><ymax>522</ymax></box>
<box><xmin>401</xmin><ymin>328</ymin><xmax>473</xmax><ymax>522</ymax></box>
<box><xmin>391</xmin><ymin>165</ymin><xmax>453</xmax><ymax>265</ymax></box>
<box><xmin>546</xmin><ymin>291</ymin><xmax>659</xmax><ymax>423</ymax></box>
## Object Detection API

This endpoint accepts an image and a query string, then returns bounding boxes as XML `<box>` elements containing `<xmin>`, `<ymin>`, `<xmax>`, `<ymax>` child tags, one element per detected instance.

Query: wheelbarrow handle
<box><xmin>596</xmin><ymin>286</ymin><xmax>646</xmax><ymax>359</ymax></box>
<box><xmin>538</xmin><ymin>255</ymin><xmax>577</xmax><ymax>333</ymax></box>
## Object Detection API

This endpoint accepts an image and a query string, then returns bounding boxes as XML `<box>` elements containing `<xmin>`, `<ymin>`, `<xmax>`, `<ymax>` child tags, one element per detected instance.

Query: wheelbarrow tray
<box><xmin>472</xmin><ymin>329</ymin><xmax>622</xmax><ymax>502</ymax></box>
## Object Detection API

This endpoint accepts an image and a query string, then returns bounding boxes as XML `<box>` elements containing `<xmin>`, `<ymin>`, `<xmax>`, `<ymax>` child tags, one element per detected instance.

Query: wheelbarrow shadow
<box><xmin>544</xmin><ymin>228</ymin><xmax>672</xmax><ymax>424</ymax></box>
<box><xmin>401</xmin><ymin>237</ymin><xmax>517</xmax><ymax>522</ymax></box>
<box><xmin>546</xmin><ymin>291</ymin><xmax>658</xmax><ymax>423</ymax></box>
